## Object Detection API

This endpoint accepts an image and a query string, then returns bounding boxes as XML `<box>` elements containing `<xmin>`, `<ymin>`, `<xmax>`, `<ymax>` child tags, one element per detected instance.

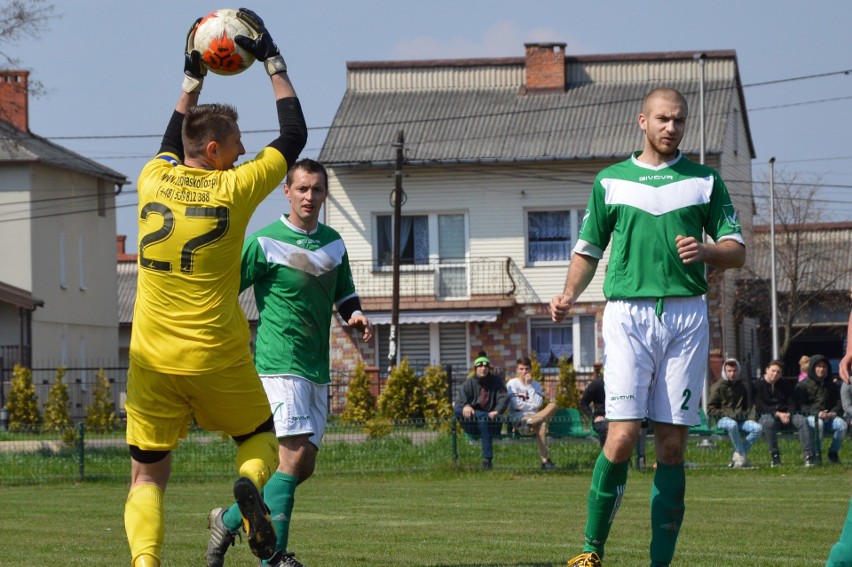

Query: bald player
<box><xmin>550</xmin><ymin>87</ymin><xmax>746</xmax><ymax>567</ymax></box>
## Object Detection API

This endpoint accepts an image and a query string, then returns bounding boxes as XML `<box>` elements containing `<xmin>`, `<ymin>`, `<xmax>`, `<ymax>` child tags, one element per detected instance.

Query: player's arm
<box><xmin>234</xmin><ymin>8</ymin><xmax>307</xmax><ymax>167</ymax></box>
<box><xmin>550</xmin><ymin>252</ymin><xmax>599</xmax><ymax>323</ymax></box>
<box><xmin>158</xmin><ymin>18</ymin><xmax>206</xmax><ymax>160</ymax></box>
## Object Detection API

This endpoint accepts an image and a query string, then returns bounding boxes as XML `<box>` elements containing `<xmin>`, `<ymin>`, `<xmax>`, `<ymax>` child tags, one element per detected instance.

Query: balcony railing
<box><xmin>349</xmin><ymin>257</ymin><xmax>540</xmax><ymax>303</ymax></box>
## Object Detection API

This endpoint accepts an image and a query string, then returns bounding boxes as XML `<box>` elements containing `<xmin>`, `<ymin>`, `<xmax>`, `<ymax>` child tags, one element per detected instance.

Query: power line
<box><xmin>37</xmin><ymin>67</ymin><xmax>852</xmax><ymax>143</ymax></box>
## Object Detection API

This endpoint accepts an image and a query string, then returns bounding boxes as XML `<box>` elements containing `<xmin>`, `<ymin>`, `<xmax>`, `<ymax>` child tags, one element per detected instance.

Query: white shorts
<box><xmin>260</xmin><ymin>374</ymin><xmax>329</xmax><ymax>448</ymax></box>
<box><xmin>602</xmin><ymin>296</ymin><xmax>708</xmax><ymax>426</ymax></box>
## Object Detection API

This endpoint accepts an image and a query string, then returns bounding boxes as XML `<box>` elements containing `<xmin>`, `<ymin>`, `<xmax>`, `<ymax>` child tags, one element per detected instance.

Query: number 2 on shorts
<box><xmin>680</xmin><ymin>388</ymin><xmax>691</xmax><ymax>411</ymax></box>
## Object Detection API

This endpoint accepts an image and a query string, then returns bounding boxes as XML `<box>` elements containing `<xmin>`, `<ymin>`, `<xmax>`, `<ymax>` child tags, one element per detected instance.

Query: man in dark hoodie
<box><xmin>454</xmin><ymin>352</ymin><xmax>509</xmax><ymax>470</ymax></box>
<box><xmin>754</xmin><ymin>360</ymin><xmax>814</xmax><ymax>466</ymax></box>
<box><xmin>707</xmin><ymin>358</ymin><xmax>762</xmax><ymax>468</ymax></box>
<box><xmin>795</xmin><ymin>354</ymin><xmax>847</xmax><ymax>464</ymax></box>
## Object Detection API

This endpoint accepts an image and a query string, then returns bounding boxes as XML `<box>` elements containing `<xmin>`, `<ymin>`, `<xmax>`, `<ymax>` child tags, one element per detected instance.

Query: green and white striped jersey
<box><xmin>575</xmin><ymin>151</ymin><xmax>743</xmax><ymax>300</ymax></box>
<box><xmin>241</xmin><ymin>216</ymin><xmax>358</xmax><ymax>384</ymax></box>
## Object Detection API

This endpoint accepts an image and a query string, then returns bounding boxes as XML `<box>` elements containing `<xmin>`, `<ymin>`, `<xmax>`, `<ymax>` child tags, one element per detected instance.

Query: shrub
<box><xmin>7</xmin><ymin>364</ymin><xmax>42</xmax><ymax>431</ymax></box>
<box><xmin>420</xmin><ymin>365</ymin><xmax>453</xmax><ymax>431</ymax></box>
<box><xmin>554</xmin><ymin>355</ymin><xmax>580</xmax><ymax>409</ymax></box>
<box><xmin>341</xmin><ymin>360</ymin><xmax>376</xmax><ymax>424</ymax></box>
<box><xmin>378</xmin><ymin>359</ymin><xmax>425</xmax><ymax>420</ymax></box>
<box><xmin>364</xmin><ymin>416</ymin><xmax>394</xmax><ymax>439</ymax></box>
<box><xmin>85</xmin><ymin>369</ymin><xmax>117</xmax><ymax>433</ymax></box>
<box><xmin>43</xmin><ymin>367</ymin><xmax>72</xmax><ymax>433</ymax></box>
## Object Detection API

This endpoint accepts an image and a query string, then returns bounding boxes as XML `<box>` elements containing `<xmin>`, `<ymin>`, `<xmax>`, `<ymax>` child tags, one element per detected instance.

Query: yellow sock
<box><xmin>124</xmin><ymin>484</ymin><xmax>165</xmax><ymax>566</ymax></box>
<box><xmin>134</xmin><ymin>554</ymin><xmax>160</xmax><ymax>567</ymax></box>
<box><xmin>236</xmin><ymin>430</ymin><xmax>279</xmax><ymax>490</ymax></box>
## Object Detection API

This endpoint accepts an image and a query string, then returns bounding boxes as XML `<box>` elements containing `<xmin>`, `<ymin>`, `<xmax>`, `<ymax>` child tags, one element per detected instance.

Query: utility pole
<box><xmin>388</xmin><ymin>130</ymin><xmax>405</xmax><ymax>371</ymax></box>
<box><xmin>769</xmin><ymin>157</ymin><xmax>780</xmax><ymax>360</ymax></box>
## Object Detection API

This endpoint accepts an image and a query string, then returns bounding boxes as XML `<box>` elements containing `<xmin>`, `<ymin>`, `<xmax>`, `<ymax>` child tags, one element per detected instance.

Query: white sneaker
<box><xmin>731</xmin><ymin>452</ymin><xmax>747</xmax><ymax>468</ymax></box>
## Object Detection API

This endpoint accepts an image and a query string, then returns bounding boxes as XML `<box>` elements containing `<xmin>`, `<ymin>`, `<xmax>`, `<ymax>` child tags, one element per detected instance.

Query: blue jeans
<box><xmin>455</xmin><ymin>407</ymin><xmax>502</xmax><ymax>460</ymax></box>
<box><xmin>716</xmin><ymin>417</ymin><xmax>763</xmax><ymax>455</ymax></box>
<box><xmin>807</xmin><ymin>415</ymin><xmax>848</xmax><ymax>454</ymax></box>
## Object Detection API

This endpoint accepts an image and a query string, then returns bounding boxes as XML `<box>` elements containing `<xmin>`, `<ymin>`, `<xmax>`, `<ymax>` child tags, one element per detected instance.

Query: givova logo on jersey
<box><xmin>723</xmin><ymin>204</ymin><xmax>741</xmax><ymax>231</ymax></box>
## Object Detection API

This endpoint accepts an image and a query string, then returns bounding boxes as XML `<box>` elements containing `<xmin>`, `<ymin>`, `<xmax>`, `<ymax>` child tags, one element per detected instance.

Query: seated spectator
<box><xmin>798</xmin><ymin>355</ymin><xmax>810</xmax><ymax>382</ymax></box>
<box><xmin>796</xmin><ymin>354</ymin><xmax>847</xmax><ymax>464</ymax></box>
<box><xmin>707</xmin><ymin>358</ymin><xmax>763</xmax><ymax>468</ymax></box>
<box><xmin>579</xmin><ymin>371</ymin><xmax>647</xmax><ymax>470</ymax></box>
<box><xmin>506</xmin><ymin>356</ymin><xmax>557</xmax><ymax>470</ymax></box>
<box><xmin>753</xmin><ymin>359</ymin><xmax>814</xmax><ymax>466</ymax></box>
<box><xmin>453</xmin><ymin>352</ymin><xmax>508</xmax><ymax>470</ymax></box>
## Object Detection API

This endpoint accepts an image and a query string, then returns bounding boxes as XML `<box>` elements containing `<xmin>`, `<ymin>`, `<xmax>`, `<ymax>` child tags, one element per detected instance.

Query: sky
<box><xmin>8</xmin><ymin>0</ymin><xmax>852</xmax><ymax>253</ymax></box>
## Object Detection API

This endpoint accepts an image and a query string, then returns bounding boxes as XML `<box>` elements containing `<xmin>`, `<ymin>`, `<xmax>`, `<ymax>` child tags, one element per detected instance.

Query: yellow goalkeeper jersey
<box><xmin>130</xmin><ymin>147</ymin><xmax>288</xmax><ymax>375</ymax></box>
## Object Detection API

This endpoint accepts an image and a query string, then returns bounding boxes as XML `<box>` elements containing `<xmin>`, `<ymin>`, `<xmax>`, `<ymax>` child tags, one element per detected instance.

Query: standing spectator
<box><xmin>549</xmin><ymin>86</ymin><xmax>745</xmax><ymax>567</ymax></box>
<box><xmin>753</xmin><ymin>360</ymin><xmax>814</xmax><ymax>466</ymax></box>
<box><xmin>205</xmin><ymin>159</ymin><xmax>372</xmax><ymax>567</ymax></box>
<box><xmin>124</xmin><ymin>10</ymin><xmax>307</xmax><ymax>567</ymax></box>
<box><xmin>707</xmin><ymin>358</ymin><xmax>763</xmax><ymax>468</ymax></box>
<box><xmin>796</xmin><ymin>355</ymin><xmax>847</xmax><ymax>464</ymax></box>
<box><xmin>506</xmin><ymin>356</ymin><xmax>557</xmax><ymax>470</ymax></box>
<box><xmin>826</xmin><ymin>306</ymin><xmax>852</xmax><ymax>566</ymax></box>
<box><xmin>580</xmin><ymin>373</ymin><xmax>648</xmax><ymax>470</ymax></box>
<box><xmin>798</xmin><ymin>355</ymin><xmax>811</xmax><ymax>382</ymax></box>
<box><xmin>454</xmin><ymin>353</ymin><xmax>509</xmax><ymax>470</ymax></box>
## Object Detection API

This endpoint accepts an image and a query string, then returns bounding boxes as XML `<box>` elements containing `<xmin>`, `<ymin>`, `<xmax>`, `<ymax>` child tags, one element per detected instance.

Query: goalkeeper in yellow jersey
<box><xmin>122</xmin><ymin>9</ymin><xmax>306</xmax><ymax>567</ymax></box>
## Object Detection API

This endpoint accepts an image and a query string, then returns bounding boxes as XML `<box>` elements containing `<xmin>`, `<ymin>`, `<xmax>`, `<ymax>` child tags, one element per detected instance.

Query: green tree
<box><xmin>529</xmin><ymin>351</ymin><xmax>544</xmax><ymax>382</ymax></box>
<box><xmin>420</xmin><ymin>364</ymin><xmax>453</xmax><ymax>430</ymax></box>
<box><xmin>85</xmin><ymin>369</ymin><xmax>117</xmax><ymax>433</ymax></box>
<box><xmin>554</xmin><ymin>355</ymin><xmax>580</xmax><ymax>409</ymax></box>
<box><xmin>6</xmin><ymin>364</ymin><xmax>41</xmax><ymax>431</ymax></box>
<box><xmin>377</xmin><ymin>359</ymin><xmax>424</xmax><ymax>420</ymax></box>
<box><xmin>43</xmin><ymin>366</ymin><xmax>72</xmax><ymax>432</ymax></box>
<box><xmin>341</xmin><ymin>360</ymin><xmax>376</xmax><ymax>424</ymax></box>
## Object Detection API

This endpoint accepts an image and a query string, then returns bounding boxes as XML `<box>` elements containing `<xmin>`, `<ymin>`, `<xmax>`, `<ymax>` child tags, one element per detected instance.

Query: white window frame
<box><xmin>525</xmin><ymin>208</ymin><xmax>580</xmax><ymax>266</ymax></box>
<box><xmin>373</xmin><ymin>212</ymin><xmax>469</xmax><ymax>271</ymax></box>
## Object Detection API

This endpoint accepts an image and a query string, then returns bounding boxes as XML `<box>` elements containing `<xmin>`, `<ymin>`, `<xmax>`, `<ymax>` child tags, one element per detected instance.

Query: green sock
<box><xmin>649</xmin><ymin>461</ymin><xmax>685</xmax><ymax>566</ymax></box>
<box><xmin>222</xmin><ymin>502</ymin><xmax>243</xmax><ymax>532</ymax></box>
<box><xmin>263</xmin><ymin>471</ymin><xmax>299</xmax><ymax>557</ymax></box>
<box><xmin>827</xmin><ymin>498</ymin><xmax>852</xmax><ymax>567</ymax></box>
<box><xmin>582</xmin><ymin>452</ymin><xmax>629</xmax><ymax>556</ymax></box>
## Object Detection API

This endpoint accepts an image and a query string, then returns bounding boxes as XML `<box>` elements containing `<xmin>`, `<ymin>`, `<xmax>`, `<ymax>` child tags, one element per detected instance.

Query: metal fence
<box><xmin>0</xmin><ymin>415</ymin><xmax>837</xmax><ymax>486</ymax></box>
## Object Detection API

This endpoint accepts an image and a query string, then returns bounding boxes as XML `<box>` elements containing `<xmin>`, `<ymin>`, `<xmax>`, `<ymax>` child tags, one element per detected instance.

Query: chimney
<box><xmin>117</xmin><ymin>235</ymin><xmax>138</xmax><ymax>262</ymax></box>
<box><xmin>0</xmin><ymin>70</ymin><xmax>29</xmax><ymax>132</ymax></box>
<box><xmin>524</xmin><ymin>43</ymin><xmax>566</xmax><ymax>92</ymax></box>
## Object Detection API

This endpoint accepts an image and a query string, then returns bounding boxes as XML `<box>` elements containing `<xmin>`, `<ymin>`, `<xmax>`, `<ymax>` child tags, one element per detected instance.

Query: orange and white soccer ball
<box><xmin>193</xmin><ymin>8</ymin><xmax>256</xmax><ymax>76</ymax></box>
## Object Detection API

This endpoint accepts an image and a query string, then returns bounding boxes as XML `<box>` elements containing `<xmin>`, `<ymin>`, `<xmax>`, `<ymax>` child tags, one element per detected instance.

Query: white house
<box><xmin>0</xmin><ymin>70</ymin><xmax>128</xmax><ymax>375</ymax></box>
<box><xmin>318</xmin><ymin>45</ymin><xmax>755</xmax><ymax>381</ymax></box>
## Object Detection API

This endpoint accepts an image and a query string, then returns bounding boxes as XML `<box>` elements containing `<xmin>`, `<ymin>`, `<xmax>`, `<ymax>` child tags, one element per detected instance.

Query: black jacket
<box><xmin>794</xmin><ymin>355</ymin><xmax>843</xmax><ymax>415</ymax></box>
<box><xmin>579</xmin><ymin>377</ymin><xmax>606</xmax><ymax>420</ymax></box>
<box><xmin>753</xmin><ymin>377</ymin><xmax>796</xmax><ymax>415</ymax></box>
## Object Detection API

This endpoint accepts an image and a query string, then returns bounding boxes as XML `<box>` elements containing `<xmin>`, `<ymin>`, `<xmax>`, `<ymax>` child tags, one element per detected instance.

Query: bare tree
<box><xmin>0</xmin><ymin>0</ymin><xmax>55</xmax><ymax>123</ymax></box>
<box><xmin>736</xmin><ymin>170</ymin><xmax>852</xmax><ymax>358</ymax></box>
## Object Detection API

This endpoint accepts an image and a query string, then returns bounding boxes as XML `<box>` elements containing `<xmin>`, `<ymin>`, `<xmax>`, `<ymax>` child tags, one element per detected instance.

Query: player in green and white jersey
<box><xmin>550</xmin><ymin>87</ymin><xmax>746</xmax><ymax>567</ymax></box>
<box><xmin>207</xmin><ymin>159</ymin><xmax>372</xmax><ymax>567</ymax></box>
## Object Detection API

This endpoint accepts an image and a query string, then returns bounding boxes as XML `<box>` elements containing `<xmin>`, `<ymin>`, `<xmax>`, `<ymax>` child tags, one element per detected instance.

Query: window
<box><xmin>376</xmin><ymin>322</ymin><xmax>468</xmax><ymax>377</ymax></box>
<box><xmin>528</xmin><ymin>210</ymin><xmax>572</xmax><ymax>263</ymax></box>
<box><xmin>78</xmin><ymin>235</ymin><xmax>86</xmax><ymax>290</ymax></box>
<box><xmin>530</xmin><ymin>315</ymin><xmax>597</xmax><ymax>369</ymax></box>
<box><xmin>97</xmin><ymin>179</ymin><xmax>106</xmax><ymax>217</ymax></box>
<box><xmin>376</xmin><ymin>215</ymin><xmax>429</xmax><ymax>267</ymax></box>
<box><xmin>59</xmin><ymin>232</ymin><xmax>67</xmax><ymax>289</ymax></box>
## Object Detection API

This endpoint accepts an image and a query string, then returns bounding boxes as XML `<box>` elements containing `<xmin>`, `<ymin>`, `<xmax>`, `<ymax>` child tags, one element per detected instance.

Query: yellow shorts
<box><xmin>125</xmin><ymin>358</ymin><xmax>272</xmax><ymax>451</ymax></box>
